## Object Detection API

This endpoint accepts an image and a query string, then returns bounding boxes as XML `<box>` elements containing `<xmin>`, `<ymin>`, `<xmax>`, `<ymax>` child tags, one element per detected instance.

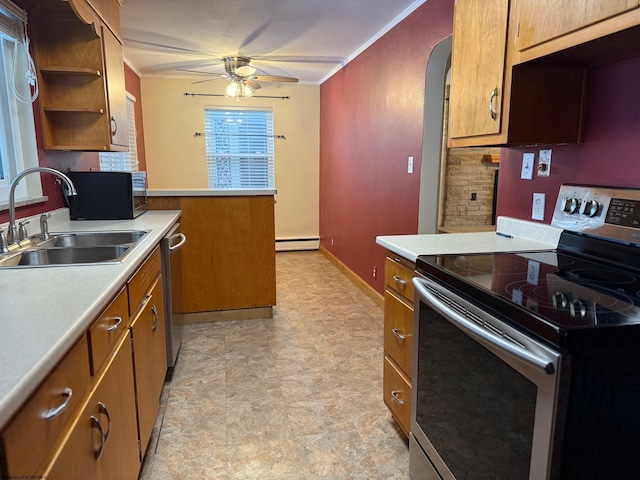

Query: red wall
<box><xmin>497</xmin><ymin>55</ymin><xmax>640</xmax><ymax>222</ymax></box>
<box><xmin>0</xmin><ymin>63</ymin><xmax>145</xmax><ymax>224</ymax></box>
<box><xmin>320</xmin><ymin>0</ymin><xmax>454</xmax><ymax>294</ymax></box>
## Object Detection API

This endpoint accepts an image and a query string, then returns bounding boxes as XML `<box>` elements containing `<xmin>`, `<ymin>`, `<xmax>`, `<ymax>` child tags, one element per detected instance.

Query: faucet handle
<box><xmin>0</xmin><ymin>229</ymin><xmax>8</xmax><ymax>253</ymax></box>
<box><xmin>40</xmin><ymin>213</ymin><xmax>51</xmax><ymax>240</ymax></box>
<box><xmin>18</xmin><ymin>219</ymin><xmax>29</xmax><ymax>241</ymax></box>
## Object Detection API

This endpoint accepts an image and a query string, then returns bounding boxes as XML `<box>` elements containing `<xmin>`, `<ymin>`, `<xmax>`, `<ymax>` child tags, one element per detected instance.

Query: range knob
<box><xmin>552</xmin><ymin>292</ymin><xmax>569</xmax><ymax>309</ymax></box>
<box><xmin>561</xmin><ymin>197</ymin><xmax>580</xmax><ymax>214</ymax></box>
<box><xmin>581</xmin><ymin>199</ymin><xmax>600</xmax><ymax>217</ymax></box>
<box><xmin>570</xmin><ymin>300</ymin><xmax>588</xmax><ymax>319</ymax></box>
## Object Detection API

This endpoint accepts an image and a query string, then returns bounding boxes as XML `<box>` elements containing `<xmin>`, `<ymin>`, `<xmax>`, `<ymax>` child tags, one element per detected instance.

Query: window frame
<box><xmin>203</xmin><ymin>106</ymin><xmax>276</xmax><ymax>190</ymax></box>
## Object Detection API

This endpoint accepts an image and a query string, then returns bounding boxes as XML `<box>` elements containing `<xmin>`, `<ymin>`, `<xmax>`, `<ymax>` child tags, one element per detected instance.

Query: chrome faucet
<box><xmin>7</xmin><ymin>167</ymin><xmax>77</xmax><ymax>245</ymax></box>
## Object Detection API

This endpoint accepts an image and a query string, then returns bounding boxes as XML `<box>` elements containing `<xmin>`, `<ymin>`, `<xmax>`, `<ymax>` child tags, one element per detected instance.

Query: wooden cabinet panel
<box><xmin>383</xmin><ymin>356</ymin><xmax>412</xmax><ymax>436</ymax></box>
<box><xmin>128</xmin><ymin>246</ymin><xmax>162</xmax><ymax>316</ymax></box>
<box><xmin>88</xmin><ymin>287</ymin><xmax>129</xmax><ymax>375</ymax></box>
<box><xmin>131</xmin><ymin>275</ymin><xmax>167</xmax><ymax>456</ymax></box>
<box><xmin>101</xmin><ymin>25</ymin><xmax>128</xmax><ymax>147</ymax></box>
<box><xmin>384</xmin><ymin>257</ymin><xmax>415</xmax><ymax>301</ymax></box>
<box><xmin>448</xmin><ymin>0</ymin><xmax>510</xmax><ymax>139</ymax></box>
<box><xmin>178</xmin><ymin>196</ymin><xmax>276</xmax><ymax>312</ymax></box>
<box><xmin>384</xmin><ymin>291</ymin><xmax>413</xmax><ymax>378</ymax></box>
<box><xmin>2</xmin><ymin>336</ymin><xmax>90</xmax><ymax>478</ymax></box>
<box><xmin>41</xmin><ymin>333</ymin><xmax>139</xmax><ymax>480</ymax></box>
<box><xmin>518</xmin><ymin>0</ymin><xmax>638</xmax><ymax>51</ymax></box>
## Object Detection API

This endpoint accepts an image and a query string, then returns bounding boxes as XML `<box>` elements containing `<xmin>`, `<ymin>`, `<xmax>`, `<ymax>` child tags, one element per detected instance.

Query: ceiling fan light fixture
<box><xmin>224</xmin><ymin>78</ymin><xmax>240</xmax><ymax>99</ymax></box>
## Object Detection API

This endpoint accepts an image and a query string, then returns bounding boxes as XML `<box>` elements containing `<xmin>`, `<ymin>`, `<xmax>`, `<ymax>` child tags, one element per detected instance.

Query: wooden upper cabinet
<box><xmin>517</xmin><ymin>0</ymin><xmax>639</xmax><ymax>51</ymax></box>
<box><xmin>27</xmin><ymin>0</ymin><xmax>128</xmax><ymax>151</ymax></box>
<box><xmin>448</xmin><ymin>0</ymin><xmax>510</xmax><ymax>140</ymax></box>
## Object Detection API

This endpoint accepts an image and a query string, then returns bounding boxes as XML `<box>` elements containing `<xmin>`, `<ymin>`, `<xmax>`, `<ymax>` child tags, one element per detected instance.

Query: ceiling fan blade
<box><xmin>253</xmin><ymin>75</ymin><xmax>298</xmax><ymax>83</ymax></box>
<box><xmin>236</xmin><ymin>65</ymin><xmax>257</xmax><ymax>76</ymax></box>
<box><xmin>178</xmin><ymin>69</ymin><xmax>228</xmax><ymax>78</ymax></box>
<box><xmin>190</xmin><ymin>78</ymin><xmax>220</xmax><ymax>85</ymax></box>
<box><xmin>244</xmin><ymin>79</ymin><xmax>261</xmax><ymax>90</ymax></box>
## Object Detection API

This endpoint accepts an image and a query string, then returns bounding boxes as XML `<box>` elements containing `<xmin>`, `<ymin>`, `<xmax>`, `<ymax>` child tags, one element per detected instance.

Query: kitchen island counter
<box><xmin>0</xmin><ymin>208</ymin><xmax>181</xmax><ymax>428</ymax></box>
<box><xmin>148</xmin><ymin>188</ymin><xmax>276</xmax><ymax>197</ymax></box>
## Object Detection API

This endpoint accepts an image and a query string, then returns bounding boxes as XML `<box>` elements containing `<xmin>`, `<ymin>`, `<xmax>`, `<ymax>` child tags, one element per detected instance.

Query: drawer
<box><xmin>88</xmin><ymin>286</ymin><xmax>129</xmax><ymax>375</ymax></box>
<box><xmin>384</xmin><ymin>290</ymin><xmax>413</xmax><ymax>378</ymax></box>
<box><xmin>385</xmin><ymin>256</ymin><xmax>415</xmax><ymax>301</ymax></box>
<box><xmin>128</xmin><ymin>246</ymin><xmax>161</xmax><ymax>316</ymax></box>
<box><xmin>383</xmin><ymin>355</ymin><xmax>412</xmax><ymax>436</ymax></box>
<box><xmin>1</xmin><ymin>335</ymin><xmax>90</xmax><ymax>477</ymax></box>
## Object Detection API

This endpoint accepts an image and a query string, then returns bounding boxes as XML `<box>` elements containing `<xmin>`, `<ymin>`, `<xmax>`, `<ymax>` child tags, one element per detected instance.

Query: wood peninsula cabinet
<box><xmin>0</xmin><ymin>246</ymin><xmax>167</xmax><ymax>480</ymax></box>
<box><xmin>448</xmin><ymin>0</ymin><xmax>587</xmax><ymax>147</ymax></box>
<box><xmin>148</xmin><ymin>193</ymin><xmax>276</xmax><ymax>319</ymax></box>
<box><xmin>21</xmin><ymin>0</ymin><xmax>128</xmax><ymax>151</ymax></box>
<box><xmin>382</xmin><ymin>252</ymin><xmax>415</xmax><ymax>436</ymax></box>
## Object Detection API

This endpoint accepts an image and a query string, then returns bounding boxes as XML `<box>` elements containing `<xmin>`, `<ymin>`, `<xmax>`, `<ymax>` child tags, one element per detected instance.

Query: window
<box><xmin>0</xmin><ymin>0</ymin><xmax>40</xmax><ymax>207</ymax></box>
<box><xmin>204</xmin><ymin>107</ymin><xmax>275</xmax><ymax>189</ymax></box>
<box><xmin>99</xmin><ymin>95</ymin><xmax>138</xmax><ymax>171</ymax></box>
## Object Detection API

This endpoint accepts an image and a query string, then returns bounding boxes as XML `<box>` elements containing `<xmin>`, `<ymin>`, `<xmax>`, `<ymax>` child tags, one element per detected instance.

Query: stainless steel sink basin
<box><xmin>18</xmin><ymin>246</ymin><xmax>130</xmax><ymax>266</ymax></box>
<box><xmin>0</xmin><ymin>230</ymin><xmax>148</xmax><ymax>268</ymax></box>
<box><xmin>37</xmin><ymin>230</ymin><xmax>146</xmax><ymax>248</ymax></box>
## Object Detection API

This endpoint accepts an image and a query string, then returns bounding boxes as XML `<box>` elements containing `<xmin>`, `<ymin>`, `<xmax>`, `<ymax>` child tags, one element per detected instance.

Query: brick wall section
<box><xmin>441</xmin><ymin>147</ymin><xmax>500</xmax><ymax>227</ymax></box>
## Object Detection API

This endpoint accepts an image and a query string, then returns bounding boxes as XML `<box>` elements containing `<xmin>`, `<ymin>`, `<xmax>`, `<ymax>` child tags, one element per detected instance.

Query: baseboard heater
<box><xmin>275</xmin><ymin>237</ymin><xmax>320</xmax><ymax>252</ymax></box>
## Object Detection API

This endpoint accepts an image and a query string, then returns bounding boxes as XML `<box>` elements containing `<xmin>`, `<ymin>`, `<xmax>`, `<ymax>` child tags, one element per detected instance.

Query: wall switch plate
<box><xmin>537</xmin><ymin>149</ymin><xmax>552</xmax><ymax>177</ymax></box>
<box><xmin>407</xmin><ymin>156</ymin><xmax>414</xmax><ymax>174</ymax></box>
<box><xmin>532</xmin><ymin>193</ymin><xmax>545</xmax><ymax>220</ymax></box>
<box><xmin>527</xmin><ymin>260</ymin><xmax>540</xmax><ymax>285</ymax></box>
<box><xmin>521</xmin><ymin>153</ymin><xmax>534</xmax><ymax>179</ymax></box>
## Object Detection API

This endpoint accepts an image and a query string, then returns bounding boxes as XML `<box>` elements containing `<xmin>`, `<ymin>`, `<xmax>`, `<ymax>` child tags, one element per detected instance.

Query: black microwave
<box><xmin>67</xmin><ymin>171</ymin><xmax>147</xmax><ymax>220</ymax></box>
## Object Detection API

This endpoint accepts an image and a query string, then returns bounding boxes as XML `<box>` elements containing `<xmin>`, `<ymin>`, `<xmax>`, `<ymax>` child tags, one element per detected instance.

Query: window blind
<box><xmin>99</xmin><ymin>96</ymin><xmax>138</xmax><ymax>171</ymax></box>
<box><xmin>204</xmin><ymin>107</ymin><xmax>275</xmax><ymax>189</ymax></box>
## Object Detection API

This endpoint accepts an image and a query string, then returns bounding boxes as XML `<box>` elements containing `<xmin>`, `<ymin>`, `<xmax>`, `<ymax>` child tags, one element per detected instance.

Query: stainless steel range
<box><xmin>410</xmin><ymin>185</ymin><xmax>640</xmax><ymax>480</ymax></box>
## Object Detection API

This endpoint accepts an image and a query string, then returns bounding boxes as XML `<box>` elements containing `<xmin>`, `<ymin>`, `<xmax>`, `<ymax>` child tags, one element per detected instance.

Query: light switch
<box><xmin>521</xmin><ymin>153</ymin><xmax>534</xmax><ymax>180</ymax></box>
<box><xmin>408</xmin><ymin>156</ymin><xmax>414</xmax><ymax>174</ymax></box>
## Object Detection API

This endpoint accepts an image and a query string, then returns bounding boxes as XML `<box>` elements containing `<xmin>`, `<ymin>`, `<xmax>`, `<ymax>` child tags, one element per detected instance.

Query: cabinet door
<box><xmin>130</xmin><ymin>275</ymin><xmax>167</xmax><ymax>456</ymax></box>
<box><xmin>101</xmin><ymin>25</ymin><xmax>128</xmax><ymax>148</ymax></box>
<box><xmin>41</xmin><ymin>334</ymin><xmax>138</xmax><ymax>480</ymax></box>
<box><xmin>518</xmin><ymin>0</ymin><xmax>638</xmax><ymax>51</ymax></box>
<box><xmin>448</xmin><ymin>0</ymin><xmax>510</xmax><ymax>139</ymax></box>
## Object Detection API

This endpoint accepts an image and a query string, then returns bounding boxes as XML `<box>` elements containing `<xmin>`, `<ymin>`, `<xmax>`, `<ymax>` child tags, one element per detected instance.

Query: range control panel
<box><xmin>552</xmin><ymin>185</ymin><xmax>640</xmax><ymax>244</ymax></box>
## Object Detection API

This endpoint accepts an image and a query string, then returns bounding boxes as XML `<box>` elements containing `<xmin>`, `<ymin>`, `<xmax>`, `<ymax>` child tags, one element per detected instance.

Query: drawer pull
<box><xmin>151</xmin><ymin>305</ymin><xmax>159</xmax><ymax>333</ymax></box>
<box><xmin>44</xmin><ymin>387</ymin><xmax>72</xmax><ymax>420</ymax></box>
<box><xmin>489</xmin><ymin>87</ymin><xmax>498</xmax><ymax>120</ymax></box>
<box><xmin>393</xmin><ymin>275</ymin><xmax>407</xmax><ymax>285</ymax></box>
<box><xmin>391</xmin><ymin>390</ymin><xmax>405</xmax><ymax>405</ymax></box>
<box><xmin>106</xmin><ymin>316</ymin><xmax>123</xmax><ymax>332</ymax></box>
<box><xmin>98</xmin><ymin>402</ymin><xmax>111</xmax><ymax>443</ymax></box>
<box><xmin>91</xmin><ymin>416</ymin><xmax>105</xmax><ymax>460</ymax></box>
<box><xmin>392</xmin><ymin>328</ymin><xmax>406</xmax><ymax>340</ymax></box>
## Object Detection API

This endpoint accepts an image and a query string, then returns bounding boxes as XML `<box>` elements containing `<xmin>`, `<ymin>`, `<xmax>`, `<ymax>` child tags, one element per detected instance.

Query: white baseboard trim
<box><xmin>275</xmin><ymin>237</ymin><xmax>320</xmax><ymax>251</ymax></box>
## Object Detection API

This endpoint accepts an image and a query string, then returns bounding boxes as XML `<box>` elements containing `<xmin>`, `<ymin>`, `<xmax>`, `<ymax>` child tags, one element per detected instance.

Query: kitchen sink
<box><xmin>36</xmin><ymin>230</ymin><xmax>147</xmax><ymax>248</ymax></box>
<box><xmin>0</xmin><ymin>230</ymin><xmax>148</xmax><ymax>268</ymax></box>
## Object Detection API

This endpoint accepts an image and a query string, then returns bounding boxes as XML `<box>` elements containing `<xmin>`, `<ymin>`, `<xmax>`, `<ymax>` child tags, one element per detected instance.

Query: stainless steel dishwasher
<box><xmin>161</xmin><ymin>223</ymin><xmax>186</xmax><ymax>377</ymax></box>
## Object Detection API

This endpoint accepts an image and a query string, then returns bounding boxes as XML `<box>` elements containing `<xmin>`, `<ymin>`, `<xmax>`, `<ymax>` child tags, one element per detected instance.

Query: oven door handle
<box><xmin>414</xmin><ymin>277</ymin><xmax>556</xmax><ymax>375</ymax></box>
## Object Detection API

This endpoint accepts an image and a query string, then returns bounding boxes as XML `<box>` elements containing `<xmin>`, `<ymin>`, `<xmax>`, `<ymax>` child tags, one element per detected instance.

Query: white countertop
<box><xmin>148</xmin><ymin>188</ymin><xmax>276</xmax><ymax>196</ymax></box>
<box><xmin>376</xmin><ymin>217</ymin><xmax>563</xmax><ymax>262</ymax></box>
<box><xmin>0</xmin><ymin>208</ymin><xmax>181</xmax><ymax>428</ymax></box>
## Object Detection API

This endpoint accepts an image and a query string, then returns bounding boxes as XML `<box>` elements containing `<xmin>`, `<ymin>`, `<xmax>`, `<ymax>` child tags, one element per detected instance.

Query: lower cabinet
<box><xmin>41</xmin><ymin>333</ymin><xmax>139</xmax><ymax>480</ymax></box>
<box><xmin>383</xmin><ymin>253</ymin><xmax>415</xmax><ymax>436</ymax></box>
<box><xmin>130</xmin><ymin>274</ymin><xmax>167</xmax><ymax>455</ymax></box>
<box><xmin>0</xmin><ymin>244</ymin><xmax>169</xmax><ymax>480</ymax></box>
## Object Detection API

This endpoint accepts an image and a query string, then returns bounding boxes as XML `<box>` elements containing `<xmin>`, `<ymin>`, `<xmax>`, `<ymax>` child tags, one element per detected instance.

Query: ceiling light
<box><xmin>224</xmin><ymin>78</ymin><xmax>253</xmax><ymax>101</ymax></box>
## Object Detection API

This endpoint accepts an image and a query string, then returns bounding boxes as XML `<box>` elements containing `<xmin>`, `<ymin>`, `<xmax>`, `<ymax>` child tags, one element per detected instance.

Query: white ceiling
<box><xmin>120</xmin><ymin>0</ymin><xmax>427</xmax><ymax>83</ymax></box>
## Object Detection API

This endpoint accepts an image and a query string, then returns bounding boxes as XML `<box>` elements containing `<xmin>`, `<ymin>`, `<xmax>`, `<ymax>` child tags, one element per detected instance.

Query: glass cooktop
<box><xmin>417</xmin><ymin>249</ymin><xmax>640</xmax><ymax>346</ymax></box>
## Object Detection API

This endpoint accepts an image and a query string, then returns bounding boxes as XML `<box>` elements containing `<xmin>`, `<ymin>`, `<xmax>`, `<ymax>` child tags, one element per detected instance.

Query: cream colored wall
<box><xmin>140</xmin><ymin>77</ymin><xmax>320</xmax><ymax>241</ymax></box>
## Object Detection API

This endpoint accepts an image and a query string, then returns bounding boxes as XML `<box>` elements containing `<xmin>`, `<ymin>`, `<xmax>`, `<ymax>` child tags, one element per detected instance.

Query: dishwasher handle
<box><xmin>168</xmin><ymin>233</ymin><xmax>186</xmax><ymax>253</ymax></box>
<box><xmin>413</xmin><ymin>277</ymin><xmax>556</xmax><ymax>375</ymax></box>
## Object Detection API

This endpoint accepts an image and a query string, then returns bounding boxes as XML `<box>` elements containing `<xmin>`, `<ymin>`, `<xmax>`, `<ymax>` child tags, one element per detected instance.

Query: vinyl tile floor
<box><xmin>139</xmin><ymin>251</ymin><xmax>410</xmax><ymax>480</ymax></box>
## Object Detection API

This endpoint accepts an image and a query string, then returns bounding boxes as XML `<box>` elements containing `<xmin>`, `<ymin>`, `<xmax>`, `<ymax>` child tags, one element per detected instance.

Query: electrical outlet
<box><xmin>521</xmin><ymin>153</ymin><xmax>534</xmax><ymax>180</ymax></box>
<box><xmin>537</xmin><ymin>149</ymin><xmax>552</xmax><ymax>177</ymax></box>
<box><xmin>532</xmin><ymin>193</ymin><xmax>545</xmax><ymax>220</ymax></box>
<box><xmin>407</xmin><ymin>156</ymin><xmax>414</xmax><ymax>174</ymax></box>
<box><xmin>372</xmin><ymin>266</ymin><xmax>377</xmax><ymax>279</ymax></box>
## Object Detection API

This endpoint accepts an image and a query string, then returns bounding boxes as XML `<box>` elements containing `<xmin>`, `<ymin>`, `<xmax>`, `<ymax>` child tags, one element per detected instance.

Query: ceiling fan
<box><xmin>187</xmin><ymin>56</ymin><xmax>298</xmax><ymax>100</ymax></box>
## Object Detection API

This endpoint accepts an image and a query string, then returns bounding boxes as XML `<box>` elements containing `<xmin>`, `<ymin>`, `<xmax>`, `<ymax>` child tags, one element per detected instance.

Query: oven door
<box><xmin>411</xmin><ymin>276</ymin><xmax>565</xmax><ymax>480</ymax></box>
